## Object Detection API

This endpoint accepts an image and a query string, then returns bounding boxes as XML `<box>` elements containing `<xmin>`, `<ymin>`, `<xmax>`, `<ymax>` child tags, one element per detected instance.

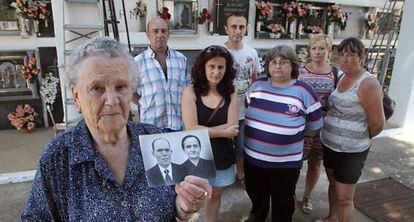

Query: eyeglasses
<box><xmin>269</xmin><ymin>59</ymin><xmax>291</xmax><ymax>67</ymax></box>
<box><xmin>204</xmin><ymin>45</ymin><xmax>229</xmax><ymax>54</ymax></box>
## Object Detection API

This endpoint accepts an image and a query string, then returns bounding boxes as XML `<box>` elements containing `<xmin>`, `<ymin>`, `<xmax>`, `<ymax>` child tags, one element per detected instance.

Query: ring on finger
<box><xmin>197</xmin><ymin>191</ymin><xmax>208</xmax><ymax>199</ymax></box>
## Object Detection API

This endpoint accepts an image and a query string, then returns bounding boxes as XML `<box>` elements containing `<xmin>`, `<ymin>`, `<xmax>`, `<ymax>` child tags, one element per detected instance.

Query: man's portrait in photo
<box><xmin>140</xmin><ymin>129</ymin><xmax>216</xmax><ymax>187</ymax></box>
<box><xmin>145</xmin><ymin>138</ymin><xmax>189</xmax><ymax>186</ymax></box>
<box><xmin>181</xmin><ymin>135</ymin><xmax>216</xmax><ymax>178</ymax></box>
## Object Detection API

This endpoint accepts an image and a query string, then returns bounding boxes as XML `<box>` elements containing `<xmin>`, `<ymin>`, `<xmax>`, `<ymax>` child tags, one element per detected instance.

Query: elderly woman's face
<box><xmin>268</xmin><ymin>56</ymin><xmax>292</xmax><ymax>85</ymax></box>
<box><xmin>72</xmin><ymin>57</ymin><xmax>132</xmax><ymax>135</ymax></box>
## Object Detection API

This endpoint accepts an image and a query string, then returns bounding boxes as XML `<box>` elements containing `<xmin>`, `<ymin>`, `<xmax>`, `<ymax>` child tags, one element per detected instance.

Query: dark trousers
<box><xmin>244</xmin><ymin>161</ymin><xmax>300</xmax><ymax>222</ymax></box>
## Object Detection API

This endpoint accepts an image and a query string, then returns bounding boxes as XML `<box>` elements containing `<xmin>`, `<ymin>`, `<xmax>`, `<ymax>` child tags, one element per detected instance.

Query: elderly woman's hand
<box><xmin>174</xmin><ymin>175</ymin><xmax>213</xmax><ymax>220</ymax></box>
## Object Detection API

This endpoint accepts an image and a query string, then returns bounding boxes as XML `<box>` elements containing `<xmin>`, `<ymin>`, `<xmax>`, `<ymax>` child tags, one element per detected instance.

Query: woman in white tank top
<box><xmin>318</xmin><ymin>38</ymin><xmax>385</xmax><ymax>222</ymax></box>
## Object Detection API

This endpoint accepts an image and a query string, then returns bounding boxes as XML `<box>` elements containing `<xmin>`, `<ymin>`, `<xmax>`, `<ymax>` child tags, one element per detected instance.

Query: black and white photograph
<box><xmin>139</xmin><ymin>129</ymin><xmax>216</xmax><ymax>187</ymax></box>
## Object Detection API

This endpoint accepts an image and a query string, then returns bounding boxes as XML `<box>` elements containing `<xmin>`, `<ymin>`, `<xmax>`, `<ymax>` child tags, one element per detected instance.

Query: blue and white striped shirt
<box><xmin>134</xmin><ymin>47</ymin><xmax>190</xmax><ymax>130</ymax></box>
<box><xmin>244</xmin><ymin>78</ymin><xmax>323</xmax><ymax>168</ymax></box>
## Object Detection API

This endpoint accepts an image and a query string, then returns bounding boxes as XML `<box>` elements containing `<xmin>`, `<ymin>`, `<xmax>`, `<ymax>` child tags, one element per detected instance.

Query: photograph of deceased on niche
<box><xmin>173</xmin><ymin>1</ymin><xmax>193</xmax><ymax>30</ymax></box>
<box><xmin>139</xmin><ymin>129</ymin><xmax>216</xmax><ymax>187</ymax></box>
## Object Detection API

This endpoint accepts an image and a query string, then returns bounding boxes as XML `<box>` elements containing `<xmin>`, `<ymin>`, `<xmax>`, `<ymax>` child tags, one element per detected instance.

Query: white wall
<box><xmin>388</xmin><ymin>0</ymin><xmax>414</xmax><ymax>128</ymax></box>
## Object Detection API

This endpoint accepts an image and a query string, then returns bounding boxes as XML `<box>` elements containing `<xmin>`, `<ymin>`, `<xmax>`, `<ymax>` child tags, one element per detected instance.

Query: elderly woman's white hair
<box><xmin>65</xmin><ymin>37</ymin><xmax>139</xmax><ymax>91</ymax></box>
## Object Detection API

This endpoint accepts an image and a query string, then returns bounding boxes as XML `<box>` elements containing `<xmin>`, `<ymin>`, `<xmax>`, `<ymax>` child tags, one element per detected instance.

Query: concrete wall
<box><xmin>388</xmin><ymin>0</ymin><xmax>414</xmax><ymax>128</ymax></box>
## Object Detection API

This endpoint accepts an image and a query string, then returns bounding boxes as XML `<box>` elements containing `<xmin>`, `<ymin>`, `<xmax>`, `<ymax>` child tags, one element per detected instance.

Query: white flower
<box><xmin>40</xmin><ymin>72</ymin><xmax>59</xmax><ymax>105</ymax></box>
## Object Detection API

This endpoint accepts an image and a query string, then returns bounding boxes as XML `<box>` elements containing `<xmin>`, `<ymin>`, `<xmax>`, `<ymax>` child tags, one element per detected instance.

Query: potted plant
<box><xmin>18</xmin><ymin>56</ymin><xmax>41</xmax><ymax>97</ymax></box>
<box><xmin>364</xmin><ymin>12</ymin><xmax>376</xmax><ymax>39</ymax></box>
<box><xmin>10</xmin><ymin>0</ymin><xmax>49</xmax><ymax>36</ymax></box>
<box><xmin>326</xmin><ymin>5</ymin><xmax>348</xmax><ymax>37</ymax></box>
<box><xmin>7</xmin><ymin>104</ymin><xmax>38</xmax><ymax>133</ymax></box>
<box><xmin>267</xmin><ymin>23</ymin><xmax>285</xmax><ymax>39</ymax></box>
<box><xmin>255</xmin><ymin>1</ymin><xmax>273</xmax><ymax>31</ymax></box>
<box><xmin>306</xmin><ymin>25</ymin><xmax>323</xmax><ymax>38</ymax></box>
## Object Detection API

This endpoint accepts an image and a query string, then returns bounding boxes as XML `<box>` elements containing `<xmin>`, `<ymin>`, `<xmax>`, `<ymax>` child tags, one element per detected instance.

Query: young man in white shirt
<box><xmin>224</xmin><ymin>12</ymin><xmax>262</xmax><ymax>182</ymax></box>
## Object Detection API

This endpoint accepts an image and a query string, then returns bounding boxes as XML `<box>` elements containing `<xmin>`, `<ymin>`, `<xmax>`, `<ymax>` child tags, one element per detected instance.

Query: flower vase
<box><xmin>208</xmin><ymin>21</ymin><xmax>214</xmax><ymax>33</ymax></box>
<box><xmin>18</xmin><ymin>17</ymin><xmax>29</xmax><ymax>38</ymax></box>
<box><xmin>33</xmin><ymin>20</ymin><xmax>40</xmax><ymax>33</ymax></box>
<box><xmin>269</xmin><ymin>32</ymin><xmax>276</xmax><ymax>39</ymax></box>
<box><xmin>256</xmin><ymin>21</ymin><xmax>262</xmax><ymax>32</ymax></box>
<box><xmin>275</xmin><ymin>33</ymin><xmax>281</xmax><ymax>39</ymax></box>
<box><xmin>298</xmin><ymin>22</ymin><xmax>304</xmax><ymax>36</ymax></box>
<box><xmin>289</xmin><ymin>19</ymin><xmax>297</xmax><ymax>39</ymax></box>
<box><xmin>26</xmin><ymin>79</ymin><xmax>39</xmax><ymax>98</ymax></box>
<box><xmin>334</xmin><ymin>25</ymin><xmax>341</xmax><ymax>39</ymax></box>
<box><xmin>19</xmin><ymin>128</ymin><xmax>33</xmax><ymax>133</ymax></box>
<box><xmin>328</xmin><ymin>22</ymin><xmax>335</xmax><ymax>37</ymax></box>
<box><xmin>24</xmin><ymin>18</ymin><xmax>31</xmax><ymax>33</ymax></box>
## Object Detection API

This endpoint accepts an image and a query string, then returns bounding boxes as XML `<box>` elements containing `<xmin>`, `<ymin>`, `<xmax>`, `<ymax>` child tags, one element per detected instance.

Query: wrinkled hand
<box><xmin>225</xmin><ymin>124</ymin><xmax>239</xmax><ymax>138</ymax></box>
<box><xmin>175</xmin><ymin>175</ymin><xmax>213</xmax><ymax>220</ymax></box>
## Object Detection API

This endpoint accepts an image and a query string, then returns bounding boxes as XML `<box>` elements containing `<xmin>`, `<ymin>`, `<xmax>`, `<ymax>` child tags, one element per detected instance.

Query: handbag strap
<box><xmin>204</xmin><ymin>98</ymin><xmax>224</xmax><ymax>126</ymax></box>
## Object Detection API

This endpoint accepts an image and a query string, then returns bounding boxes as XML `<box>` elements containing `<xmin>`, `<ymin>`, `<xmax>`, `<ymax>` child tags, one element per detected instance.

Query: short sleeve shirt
<box><xmin>135</xmin><ymin>47</ymin><xmax>191</xmax><ymax>130</ymax></box>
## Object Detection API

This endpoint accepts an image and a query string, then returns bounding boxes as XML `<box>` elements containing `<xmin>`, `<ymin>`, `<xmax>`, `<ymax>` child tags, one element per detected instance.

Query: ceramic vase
<box><xmin>328</xmin><ymin>22</ymin><xmax>335</xmax><ymax>37</ymax></box>
<box><xmin>288</xmin><ymin>19</ymin><xmax>297</xmax><ymax>39</ymax></box>
<box><xmin>18</xmin><ymin>17</ymin><xmax>29</xmax><ymax>38</ymax></box>
<box><xmin>26</xmin><ymin>79</ymin><xmax>39</xmax><ymax>98</ymax></box>
<box><xmin>33</xmin><ymin>20</ymin><xmax>40</xmax><ymax>33</ymax></box>
<box><xmin>19</xmin><ymin>128</ymin><xmax>33</xmax><ymax>133</ymax></box>
<box><xmin>256</xmin><ymin>21</ymin><xmax>262</xmax><ymax>32</ymax></box>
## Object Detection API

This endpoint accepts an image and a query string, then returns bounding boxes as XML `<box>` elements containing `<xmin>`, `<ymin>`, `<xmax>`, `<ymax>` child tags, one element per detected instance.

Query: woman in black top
<box><xmin>182</xmin><ymin>45</ymin><xmax>239</xmax><ymax>222</ymax></box>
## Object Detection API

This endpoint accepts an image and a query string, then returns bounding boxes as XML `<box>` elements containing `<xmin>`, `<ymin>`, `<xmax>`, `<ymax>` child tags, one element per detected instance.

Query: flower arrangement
<box><xmin>7</xmin><ymin>104</ymin><xmax>38</xmax><ymax>131</ymax></box>
<box><xmin>326</xmin><ymin>5</ymin><xmax>348</xmax><ymax>28</ymax></box>
<box><xmin>365</xmin><ymin>13</ymin><xmax>377</xmax><ymax>30</ymax></box>
<box><xmin>18</xmin><ymin>57</ymin><xmax>40</xmax><ymax>82</ymax></box>
<box><xmin>197</xmin><ymin>8</ymin><xmax>211</xmax><ymax>24</ymax></box>
<box><xmin>281</xmin><ymin>2</ymin><xmax>295</xmax><ymax>22</ymax></box>
<box><xmin>10</xmin><ymin>0</ymin><xmax>48</xmax><ymax>21</ymax></box>
<box><xmin>256</xmin><ymin>1</ymin><xmax>274</xmax><ymax>21</ymax></box>
<box><xmin>303</xmin><ymin>25</ymin><xmax>323</xmax><ymax>34</ymax></box>
<box><xmin>40</xmin><ymin>72</ymin><xmax>59</xmax><ymax>105</ymax></box>
<box><xmin>159</xmin><ymin>7</ymin><xmax>171</xmax><ymax>21</ymax></box>
<box><xmin>267</xmin><ymin>23</ymin><xmax>285</xmax><ymax>33</ymax></box>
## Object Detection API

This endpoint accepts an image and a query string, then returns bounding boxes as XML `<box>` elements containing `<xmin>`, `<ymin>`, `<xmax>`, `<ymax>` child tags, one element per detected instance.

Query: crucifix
<box><xmin>214</xmin><ymin>0</ymin><xmax>223</xmax><ymax>28</ymax></box>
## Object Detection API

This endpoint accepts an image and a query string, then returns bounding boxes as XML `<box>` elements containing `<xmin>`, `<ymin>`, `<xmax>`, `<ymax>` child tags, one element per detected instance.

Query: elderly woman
<box><xmin>297</xmin><ymin>34</ymin><xmax>337</xmax><ymax>214</ymax></box>
<box><xmin>319</xmin><ymin>38</ymin><xmax>385</xmax><ymax>222</ymax></box>
<box><xmin>21</xmin><ymin>37</ymin><xmax>212</xmax><ymax>221</ymax></box>
<box><xmin>243</xmin><ymin>45</ymin><xmax>323</xmax><ymax>222</ymax></box>
<box><xmin>181</xmin><ymin>45</ymin><xmax>239</xmax><ymax>222</ymax></box>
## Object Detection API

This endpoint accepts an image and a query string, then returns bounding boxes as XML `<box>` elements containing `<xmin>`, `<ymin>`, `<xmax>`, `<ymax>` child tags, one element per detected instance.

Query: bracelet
<box><xmin>179</xmin><ymin>204</ymin><xmax>197</xmax><ymax>215</ymax></box>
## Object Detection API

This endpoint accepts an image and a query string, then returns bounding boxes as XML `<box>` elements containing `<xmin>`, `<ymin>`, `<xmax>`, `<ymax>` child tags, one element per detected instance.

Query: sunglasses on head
<box><xmin>203</xmin><ymin>45</ymin><xmax>229</xmax><ymax>54</ymax></box>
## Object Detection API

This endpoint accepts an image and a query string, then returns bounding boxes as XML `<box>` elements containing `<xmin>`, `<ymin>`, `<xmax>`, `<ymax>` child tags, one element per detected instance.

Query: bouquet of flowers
<box><xmin>10</xmin><ymin>0</ymin><xmax>47</xmax><ymax>21</ymax></box>
<box><xmin>159</xmin><ymin>7</ymin><xmax>171</xmax><ymax>21</ymax></box>
<box><xmin>40</xmin><ymin>72</ymin><xmax>59</xmax><ymax>105</ymax></box>
<box><xmin>326</xmin><ymin>5</ymin><xmax>348</xmax><ymax>28</ymax></box>
<box><xmin>256</xmin><ymin>1</ymin><xmax>274</xmax><ymax>21</ymax></box>
<box><xmin>7</xmin><ymin>104</ymin><xmax>38</xmax><ymax>130</ymax></box>
<box><xmin>18</xmin><ymin>57</ymin><xmax>40</xmax><ymax>82</ymax></box>
<box><xmin>311</xmin><ymin>25</ymin><xmax>323</xmax><ymax>34</ymax></box>
<box><xmin>197</xmin><ymin>8</ymin><xmax>211</xmax><ymax>24</ymax></box>
<box><xmin>281</xmin><ymin>3</ymin><xmax>295</xmax><ymax>22</ymax></box>
<box><xmin>267</xmin><ymin>23</ymin><xmax>285</xmax><ymax>33</ymax></box>
<box><xmin>365</xmin><ymin>13</ymin><xmax>377</xmax><ymax>30</ymax></box>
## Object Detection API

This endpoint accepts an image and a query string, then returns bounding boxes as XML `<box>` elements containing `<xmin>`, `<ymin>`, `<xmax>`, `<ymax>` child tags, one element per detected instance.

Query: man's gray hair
<box><xmin>65</xmin><ymin>37</ymin><xmax>139</xmax><ymax>91</ymax></box>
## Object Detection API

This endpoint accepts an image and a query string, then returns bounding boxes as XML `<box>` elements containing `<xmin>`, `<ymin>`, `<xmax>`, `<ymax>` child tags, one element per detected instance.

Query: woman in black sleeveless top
<box><xmin>182</xmin><ymin>45</ymin><xmax>238</xmax><ymax>222</ymax></box>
